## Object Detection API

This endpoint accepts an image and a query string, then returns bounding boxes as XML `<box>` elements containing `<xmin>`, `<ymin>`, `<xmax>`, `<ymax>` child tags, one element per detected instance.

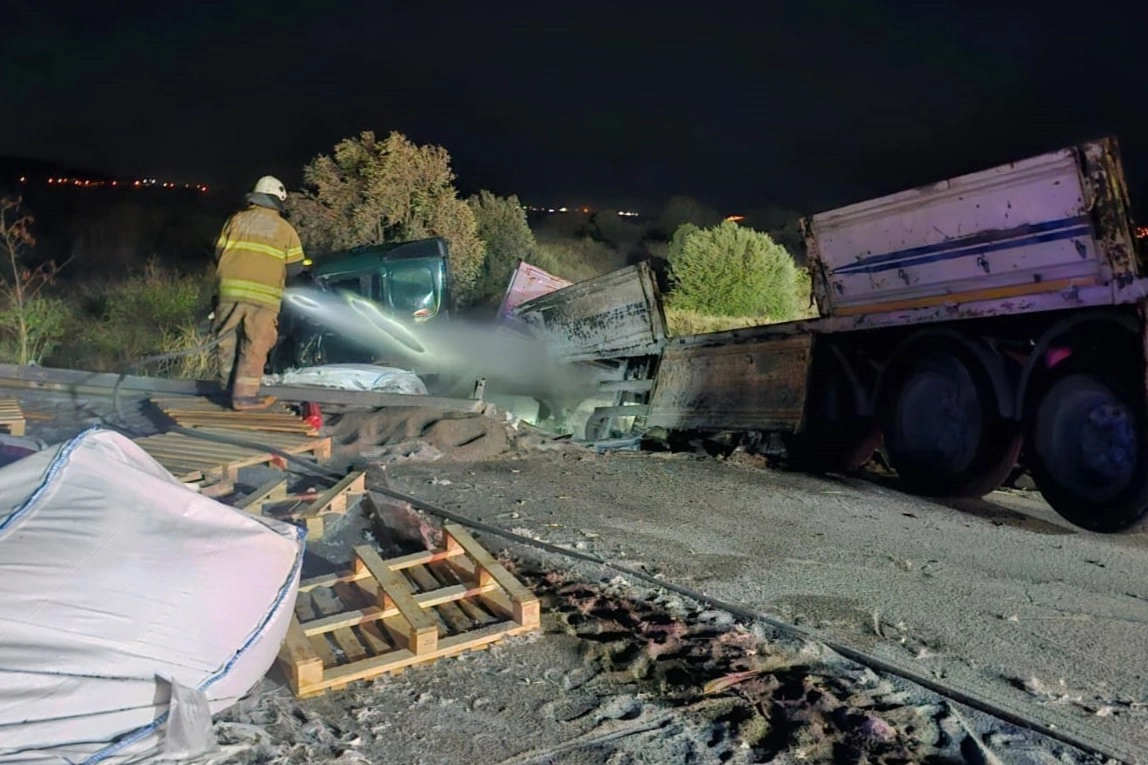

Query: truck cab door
<box><xmin>384</xmin><ymin>260</ymin><xmax>442</xmax><ymax>322</ymax></box>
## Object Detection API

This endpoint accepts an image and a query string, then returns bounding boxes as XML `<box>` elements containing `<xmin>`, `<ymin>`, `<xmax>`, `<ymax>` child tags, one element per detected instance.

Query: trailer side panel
<box><xmin>805</xmin><ymin>139</ymin><xmax>1125</xmax><ymax>319</ymax></box>
<box><xmin>646</xmin><ymin>333</ymin><xmax>812</xmax><ymax>432</ymax></box>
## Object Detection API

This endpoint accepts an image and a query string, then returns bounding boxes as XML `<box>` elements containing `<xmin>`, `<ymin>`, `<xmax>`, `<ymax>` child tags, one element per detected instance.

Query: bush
<box><xmin>0</xmin><ymin>296</ymin><xmax>71</xmax><ymax>365</ymax></box>
<box><xmin>286</xmin><ymin>130</ymin><xmax>486</xmax><ymax>305</ymax></box>
<box><xmin>51</xmin><ymin>260</ymin><xmax>213</xmax><ymax>373</ymax></box>
<box><xmin>666</xmin><ymin>221</ymin><xmax>805</xmax><ymax>321</ymax></box>
<box><xmin>0</xmin><ymin>197</ymin><xmax>71</xmax><ymax>365</ymax></box>
<box><xmin>467</xmin><ymin>191</ymin><xmax>536</xmax><ymax>305</ymax></box>
<box><xmin>527</xmin><ymin>237</ymin><xmax>625</xmax><ymax>284</ymax></box>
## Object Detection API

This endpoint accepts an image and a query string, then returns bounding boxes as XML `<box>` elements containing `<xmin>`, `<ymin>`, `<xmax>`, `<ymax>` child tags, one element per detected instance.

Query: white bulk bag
<box><xmin>0</xmin><ymin>427</ymin><xmax>305</xmax><ymax>764</ymax></box>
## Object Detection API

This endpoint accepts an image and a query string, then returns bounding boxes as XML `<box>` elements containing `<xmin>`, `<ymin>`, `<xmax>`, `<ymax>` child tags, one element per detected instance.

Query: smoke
<box><xmin>282</xmin><ymin>286</ymin><xmax>600</xmax><ymax>404</ymax></box>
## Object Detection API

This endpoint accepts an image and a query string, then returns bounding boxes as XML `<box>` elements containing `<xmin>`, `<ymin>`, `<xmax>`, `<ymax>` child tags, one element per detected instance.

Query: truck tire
<box><xmin>1025</xmin><ymin>364</ymin><xmax>1148</xmax><ymax>532</ymax></box>
<box><xmin>782</xmin><ymin>349</ymin><xmax>879</xmax><ymax>473</ymax></box>
<box><xmin>879</xmin><ymin>347</ymin><xmax>1020</xmax><ymax>498</ymax></box>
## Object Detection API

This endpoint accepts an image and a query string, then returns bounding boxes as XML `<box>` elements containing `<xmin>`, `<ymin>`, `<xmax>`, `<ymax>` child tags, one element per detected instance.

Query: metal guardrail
<box><xmin>0</xmin><ymin>364</ymin><xmax>485</xmax><ymax>413</ymax></box>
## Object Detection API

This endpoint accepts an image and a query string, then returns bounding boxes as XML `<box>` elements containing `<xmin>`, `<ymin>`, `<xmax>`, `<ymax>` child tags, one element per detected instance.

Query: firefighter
<box><xmin>211</xmin><ymin>175</ymin><xmax>306</xmax><ymax>411</ymax></box>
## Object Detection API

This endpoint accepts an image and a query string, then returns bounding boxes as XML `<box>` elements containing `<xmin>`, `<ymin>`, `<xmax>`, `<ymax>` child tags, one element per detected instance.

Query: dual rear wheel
<box><xmin>878</xmin><ymin>347</ymin><xmax>1021</xmax><ymax>499</ymax></box>
<box><xmin>1025</xmin><ymin>362</ymin><xmax>1148</xmax><ymax>532</ymax></box>
<box><xmin>804</xmin><ymin>339</ymin><xmax>1148</xmax><ymax>532</ymax></box>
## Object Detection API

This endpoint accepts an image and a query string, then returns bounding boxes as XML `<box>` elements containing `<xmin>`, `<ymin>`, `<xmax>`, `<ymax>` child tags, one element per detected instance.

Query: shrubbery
<box><xmin>466</xmin><ymin>191</ymin><xmax>537</xmax><ymax>305</ymax></box>
<box><xmin>286</xmin><ymin>131</ymin><xmax>486</xmax><ymax>306</ymax></box>
<box><xmin>0</xmin><ymin>198</ymin><xmax>70</xmax><ymax>365</ymax></box>
<box><xmin>666</xmin><ymin>220</ymin><xmax>808</xmax><ymax>322</ymax></box>
<box><xmin>1</xmin><ymin>142</ymin><xmax>822</xmax><ymax>375</ymax></box>
<box><xmin>50</xmin><ymin>260</ymin><xmax>213</xmax><ymax>375</ymax></box>
<box><xmin>528</xmin><ymin>237</ymin><xmax>626</xmax><ymax>284</ymax></box>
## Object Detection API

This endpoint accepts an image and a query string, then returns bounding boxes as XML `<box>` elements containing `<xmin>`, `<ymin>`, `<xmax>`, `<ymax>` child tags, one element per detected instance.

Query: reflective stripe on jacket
<box><xmin>214</xmin><ymin>205</ymin><xmax>305</xmax><ymax>309</ymax></box>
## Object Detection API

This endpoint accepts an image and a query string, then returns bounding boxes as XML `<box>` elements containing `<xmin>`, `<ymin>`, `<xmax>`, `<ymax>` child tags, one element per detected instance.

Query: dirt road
<box><xmin>385</xmin><ymin>447</ymin><xmax>1148</xmax><ymax>763</ymax></box>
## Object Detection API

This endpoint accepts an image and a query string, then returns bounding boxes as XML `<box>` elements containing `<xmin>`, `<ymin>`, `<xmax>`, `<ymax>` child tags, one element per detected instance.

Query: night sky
<box><xmin>3</xmin><ymin>0</ymin><xmax>1148</xmax><ymax>214</ymax></box>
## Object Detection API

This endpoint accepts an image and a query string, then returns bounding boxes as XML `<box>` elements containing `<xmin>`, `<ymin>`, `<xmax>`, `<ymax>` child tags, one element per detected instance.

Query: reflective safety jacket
<box><xmin>214</xmin><ymin>205</ymin><xmax>305</xmax><ymax>310</ymax></box>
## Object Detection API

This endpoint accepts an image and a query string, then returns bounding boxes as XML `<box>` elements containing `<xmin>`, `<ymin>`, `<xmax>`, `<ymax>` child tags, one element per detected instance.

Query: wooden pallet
<box><xmin>133</xmin><ymin>427</ymin><xmax>332</xmax><ymax>485</ymax></box>
<box><xmin>279</xmin><ymin>523</ymin><xmax>540</xmax><ymax>698</ymax></box>
<box><xmin>0</xmin><ymin>398</ymin><xmax>25</xmax><ymax>437</ymax></box>
<box><xmin>238</xmin><ymin>471</ymin><xmax>367</xmax><ymax>539</ymax></box>
<box><xmin>148</xmin><ymin>396</ymin><xmax>319</xmax><ymax>436</ymax></box>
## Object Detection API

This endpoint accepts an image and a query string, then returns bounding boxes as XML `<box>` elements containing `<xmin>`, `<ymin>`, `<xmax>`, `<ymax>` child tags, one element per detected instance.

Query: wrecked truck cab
<box><xmin>271</xmin><ymin>237</ymin><xmax>452</xmax><ymax>372</ymax></box>
<box><xmin>308</xmin><ymin>237</ymin><xmax>451</xmax><ymax>324</ymax></box>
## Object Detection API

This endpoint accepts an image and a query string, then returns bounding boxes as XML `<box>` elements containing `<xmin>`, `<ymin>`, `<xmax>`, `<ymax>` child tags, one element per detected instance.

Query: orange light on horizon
<box><xmin>725</xmin><ymin>215</ymin><xmax>745</xmax><ymax>223</ymax></box>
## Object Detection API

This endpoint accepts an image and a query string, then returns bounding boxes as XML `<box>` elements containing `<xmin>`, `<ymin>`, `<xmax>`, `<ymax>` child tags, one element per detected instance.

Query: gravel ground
<box><xmin>379</xmin><ymin>446</ymin><xmax>1148</xmax><ymax>764</ymax></box>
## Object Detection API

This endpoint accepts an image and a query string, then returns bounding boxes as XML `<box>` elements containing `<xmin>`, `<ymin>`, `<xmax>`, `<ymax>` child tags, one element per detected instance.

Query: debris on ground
<box><xmin>194</xmin><ymin>540</ymin><xmax>1107</xmax><ymax>765</ymax></box>
<box><xmin>0</xmin><ymin>387</ymin><xmax>1135</xmax><ymax>764</ymax></box>
<box><xmin>327</xmin><ymin>406</ymin><xmax>513</xmax><ymax>463</ymax></box>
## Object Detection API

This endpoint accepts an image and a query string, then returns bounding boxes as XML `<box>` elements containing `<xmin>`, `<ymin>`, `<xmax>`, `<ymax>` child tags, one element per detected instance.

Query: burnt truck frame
<box><xmin>639</xmin><ymin>136</ymin><xmax>1148</xmax><ymax>533</ymax></box>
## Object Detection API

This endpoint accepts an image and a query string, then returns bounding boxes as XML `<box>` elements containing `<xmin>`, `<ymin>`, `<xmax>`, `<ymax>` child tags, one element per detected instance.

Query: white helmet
<box><xmin>253</xmin><ymin>175</ymin><xmax>287</xmax><ymax>201</ymax></box>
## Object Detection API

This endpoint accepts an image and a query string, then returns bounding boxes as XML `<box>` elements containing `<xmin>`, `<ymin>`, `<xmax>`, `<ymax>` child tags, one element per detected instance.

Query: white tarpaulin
<box><xmin>263</xmin><ymin>364</ymin><xmax>428</xmax><ymax>395</ymax></box>
<box><xmin>0</xmin><ymin>428</ymin><xmax>305</xmax><ymax>764</ymax></box>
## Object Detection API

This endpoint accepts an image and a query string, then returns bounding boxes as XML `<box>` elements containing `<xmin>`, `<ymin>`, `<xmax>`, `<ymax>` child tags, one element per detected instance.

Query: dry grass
<box><xmin>48</xmin><ymin>261</ymin><xmax>213</xmax><ymax>373</ymax></box>
<box><xmin>664</xmin><ymin>308</ymin><xmax>776</xmax><ymax>337</ymax></box>
<box><xmin>155</xmin><ymin>321</ymin><xmax>218</xmax><ymax>380</ymax></box>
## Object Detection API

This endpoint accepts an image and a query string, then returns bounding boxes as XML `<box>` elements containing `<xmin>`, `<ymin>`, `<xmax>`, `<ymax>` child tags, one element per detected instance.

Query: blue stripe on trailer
<box><xmin>831</xmin><ymin>215</ymin><xmax>1092</xmax><ymax>276</ymax></box>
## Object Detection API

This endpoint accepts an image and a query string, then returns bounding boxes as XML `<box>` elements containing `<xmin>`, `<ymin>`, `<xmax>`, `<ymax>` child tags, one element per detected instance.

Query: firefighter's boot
<box><xmin>232</xmin><ymin>395</ymin><xmax>277</xmax><ymax>411</ymax></box>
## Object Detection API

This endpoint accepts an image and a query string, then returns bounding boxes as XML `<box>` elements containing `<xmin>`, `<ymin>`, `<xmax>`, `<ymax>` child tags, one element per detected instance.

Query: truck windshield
<box><xmin>388</xmin><ymin>262</ymin><xmax>437</xmax><ymax>314</ymax></box>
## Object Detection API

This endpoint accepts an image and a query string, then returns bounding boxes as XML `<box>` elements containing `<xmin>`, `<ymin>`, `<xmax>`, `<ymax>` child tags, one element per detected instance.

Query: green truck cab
<box><xmin>271</xmin><ymin>237</ymin><xmax>451</xmax><ymax>371</ymax></box>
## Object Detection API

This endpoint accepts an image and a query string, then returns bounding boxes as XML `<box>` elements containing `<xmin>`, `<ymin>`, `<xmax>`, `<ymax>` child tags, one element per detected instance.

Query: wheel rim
<box><xmin>1034</xmin><ymin>374</ymin><xmax>1139</xmax><ymax>504</ymax></box>
<box><xmin>890</xmin><ymin>354</ymin><xmax>984</xmax><ymax>479</ymax></box>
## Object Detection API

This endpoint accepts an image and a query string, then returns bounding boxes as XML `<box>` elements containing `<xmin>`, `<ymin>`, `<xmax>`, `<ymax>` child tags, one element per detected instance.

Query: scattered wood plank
<box><xmin>197</xmin><ymin>481</ymin><xmax>235</xmax><ymax>499</ymax></box>
<box><xmin>248</xmin><ymin>471</ymin><xmax>366</xmax><ymax>538</ymax></box>
<box><xmin>234</xmin><ymin>478</ymin><xmax>289</xmax><ymax>514</ymax></box>
<box><xmin>147</xmin><ymin>396</ymin><xmax>319</xmax><ymax>436</ymax></box>
<box><xmin>132</xmin><ymin>428</ymin><xmax>331</xmax><ymax>485</ymax></box>
<box><xmin>0</xmin><ymin>397</ymin><xmax>26</xmax><ymax>437</ymax></box>
<box><xmin>278</xmin><ymin>523</ymin><xmax>540</xmax><ymax>698</ymax></box>
<box><xmin>292</xmin><ymin>471</ymin><xmax>367</xmax><ymax>540</ymax></box>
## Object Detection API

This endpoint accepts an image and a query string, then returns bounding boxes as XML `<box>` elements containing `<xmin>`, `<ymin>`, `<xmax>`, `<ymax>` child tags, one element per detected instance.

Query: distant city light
<box><xmin>518</xmin><ymin>204</ymin><xmax>644</xmax><ymax>217</ymax></box>
<box><xmin>18</xmin><ymin>175</ymin><xmax>209</xmax><ymax>191</ymax></box>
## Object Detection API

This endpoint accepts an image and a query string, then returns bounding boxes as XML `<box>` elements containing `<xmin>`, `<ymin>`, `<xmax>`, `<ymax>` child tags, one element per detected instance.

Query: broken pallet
<box><xmin>278</xmin><ymin>523</ymin><xmax>540</xmax><ymax>698</ymax></box>
<box><xmin>132</xmin><ymin>427</ymin><xmax>331</xmax><ymax>486</ymax></box>
<box><xmin>0</xmin><ymin>398</ymin><xmax>25</xmax><ymax>437</ymax></box>
<box><xmin>239</xmin><ymin>471</ymin><xmax>367</xmax><ymax>539</ymax></box>
<box><xmin>147</xmin><ymin>396</ymin><xmax>319</xmax><ymax>436</ymax></box>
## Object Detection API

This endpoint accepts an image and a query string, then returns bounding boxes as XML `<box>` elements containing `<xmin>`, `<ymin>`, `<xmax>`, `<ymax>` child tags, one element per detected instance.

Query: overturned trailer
<box><xmin>644</xmin><ymin>136</ymin><xmax>1148</xmax><ymax>533</ymax></box>
<box><xmin>509</xmin><ymin>261</ymin><xmax>668</xmax><ymax>439</ymax></box>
